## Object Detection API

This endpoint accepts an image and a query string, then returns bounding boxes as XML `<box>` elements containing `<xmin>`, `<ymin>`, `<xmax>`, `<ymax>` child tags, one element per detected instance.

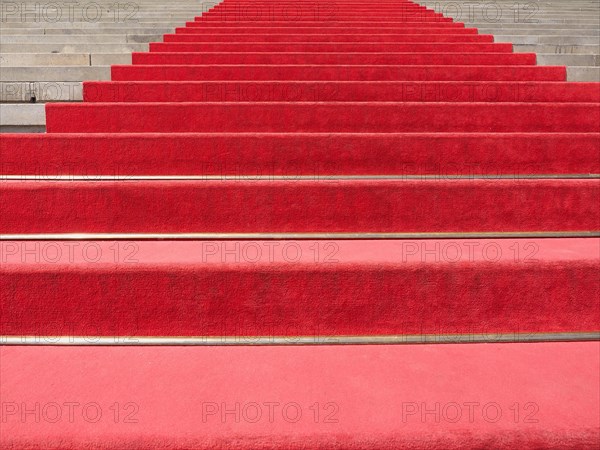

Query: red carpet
<box><xmin>3</xmin><ymin>133</ymin><xmax>598</xmax><ymax>175</ymax></box>
<box><xmin>2</xmin><ymin>343</ymin><xmax>599</xmax><ymax>449</ymax></box>
<box><xmin>83</xmin><ymin>81</ymin><xmax>600</xmax><ymax>102</ymax></box>
<box><xmin>164</xmin><ymin>33</ymin><xmax>493</xmax><ymax>42</ymax></box>
<box><xmin>131</xmin><ymin>52</ymin><xmax>537</xmax><ymax>65</ymax></box>
<box><xmin>149</xmin><ymin>42</ymin><xmax>514</xmax><ymax>51</ymax></box>
<box><xmin>177</xmin><ymin>24</ymin><xmax>475</xmax><ymax>33</ymax></box>
<box><xmin>1</xmin><ymin>179</ymin><xmax>599</xmax><ymax>233</ymax></box>
<box><xmin>1</xmin><ymin>239</ymin><xmax>598</xmax><ymax>337</ymax></box>
<box><xmin>1</xmin><ymin>0</ymin><xmax>599</xmax><ymax>446</ymax></box>
<box><xmin>110</xmin><ymin>64</ymin><xmax>566</xmax><ymax>81</ymax></box>
<box><xmin>45</xmin><ymin>102</ymin><xmax>600</xmax><ymax>133</ymax></box>
<box><xmin>184</xmin><ymin>20</ymin><xmax>462</xmax><ymax>27</ymax></box>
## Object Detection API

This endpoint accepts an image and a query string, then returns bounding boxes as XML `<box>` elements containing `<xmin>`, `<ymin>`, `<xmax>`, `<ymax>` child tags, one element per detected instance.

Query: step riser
<box><xmin>132</xmin><ymin>53</ymin><xmax>537</xmax><ymax>65</ymax></box>
<box><xmin>163</xmin><ymin>34</ymin><xmax>492</xmax><ymax>42</ymax></box>
<box><xmin>210</xmin><ymin>4</ymin><xmax>432</xmax><ymax>7</ymax></box>
<box><xmin>202</xmin><ymin>12</ymin><xmax>441</xmax><ymax>17</ymax></box>
<box><xmin>4</xmin><ymin>133</ymin><xmax>599</xmax><ymax>176</ymax></box>
<box><xmin>176</xmin><ymin>26</ymin><xmax>475</xmax><ymax>33</ymax></box>
<box><xmin>209</xmin><ymin>3</ymin><xmax>432</xmax><ymax>7</ymax></box>
<box><xmin>111</xmin><ymin>65</ymin><xmax>565</xmax><ymax>81</ymax></box>
<box><xmin>0</xmin><ymin>66</ymin><xmax>111</xmax><ymax>83</ymax></box>
<box><xmin>204</xmin><ymin>8</ymin><xmax>437</xmax><ymax>13</ymax></box>
<box><xmin>196</xmin><ymin>17</ymin><xmax>454</xmax><ymax>22</ymax></box>
<box><xmin>0</xmin><ymin>44</ymin><xmax>149</xmax><ymax>53</ymax></box>
<box><xmin>149</xmin><ymin>42</ymin><xmax>514</xmax><ymax>52</ymax></box>
<box><xmin>1</xmin><ymin>180</ymin><xmax>598</xmax><ymax>234</ymax></box>
<box><xmin>82</xmin><ymin>81</ymin><xmax>600</xmax><ymax>103</ymax></box>
<box><xmin>45</xmin><ymin>103</ymin><xmax>595</xmax><ymax>133</ymax></box>
<box><xmin>0</xmin><ymin>35</ymin><xmax>161</xmax><ymax>44</ymax></box>
<box><xmin>198</xmin><ymin>10</ymin><xmax>447</xmax><ymax>14</ymax></box>
<box><xmin>2</xmin><ymin>239</ymin><xmax>598</xmax><ymax>337</ymax></box>
<box><xmin>184</xmin><ymin>21</ymin><xmax>466</xmax><ymax>27</ymax></box>
<box><xmin>198</xmin><ymin>9</ymin><xmax>445</xmax><ymax>14</ymax></box>
<box><xmin>209</xmin><ymin>6</ymin><xmax>432</xmax><ymax>9</ymax></box>
<box><xmin>198</xmin><ymin>13</ymin><xmax>445</xmax><ymax>18</ymax></box>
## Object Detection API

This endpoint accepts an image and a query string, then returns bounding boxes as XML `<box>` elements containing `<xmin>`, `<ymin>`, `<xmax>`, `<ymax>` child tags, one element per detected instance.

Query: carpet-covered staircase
<box><xmin>1</xmin><ymin>0</ymin><xmax>599</xmax><ymax>447</ymax></box>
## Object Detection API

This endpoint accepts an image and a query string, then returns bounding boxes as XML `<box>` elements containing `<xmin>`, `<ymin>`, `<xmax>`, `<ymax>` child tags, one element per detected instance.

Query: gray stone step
<box><xmin>415</xmin><ymin>0</ymin><xmax>599</xmax><ymax>80</ymax></box>
<box><xmin>0</xmin><ymin>103</ymin><xmax>45</xmax><ymax>132</ymax></box>
<box><xmin>91</xmin><ymin>53</ymin><xmax>132</xmax><ymax>65</ymax></box>
<box><xmin>468</xmin><ymin>23</ymin><xmax>600</xmax><ymax>29</ymax></box>
<box><xmin>0</xmin><ymin>29</ymin><xmax>45</xmax><ymax>35</ymax></box>
<box><xmin>0</xmin><ymin>66</ymin><xmax>110</xmax><ymax>82</ymax></box>
<box><xmin>1</xmin><ymin>53</ymin><xmax>87</xmax><ymax>66</ymax></box>
<box><xmin>537</xmin><ymin>53</ymin><xmax>600</xmax><ymax>66</ymax></box>
<box><xmin>478</xmin><ymin>28</ymin><xmax>599</xmax><ymax>36</ymax></box>
<box><xmin>468</xmin><ymin>19</ymin><xmax>600</xmax><ymax>25</ymax></box>
<box><xmin>0</xmin><ymin>34</ymin><xmax>163</xmax><ymax>44</ymax></box>
<box><xmin>0</xmin><ymin>27</ymin><xmax>175</xmax><ymax>36</ymax></box>
<box><xmin>568</xmin><ymin>66</ymin><xmax>600</xmax><ymax>81</ymax></box>
<box><xmin>0</xmin><ymin>43</ymin><xmax>148</xmax><ymax>52</ymax></box>
<box><xmin>1</xmin><ymin>14</ymin><xmax>204</xmax><ymax>22</ymax></box>
<box><xmin>0</xmin><ymin>53</ymin><xmax>131</xmax><ymax>66</ymax></box>
<box><xmin>494</xmin><ymin>35</ymin><xmax>600</xmax><ymax>45</ymax></box>
<box><xmin>514</xmin><ymin>44</ymin><xmax>600</xmax><ymax>54</ymax></box>
<box><xmin>0</xmin><ymin>0</ymin><xmax>216</xmax><ymax>128</ymax></box>
<box><xmin>1</xmin><ymin>81</ymin><xmax>82</xmax><ymax>102</ymax></box>
<box><xmin>0</xmin><ymin>21</ymin><xmax>190</xmax><ymax>28</ymax></box>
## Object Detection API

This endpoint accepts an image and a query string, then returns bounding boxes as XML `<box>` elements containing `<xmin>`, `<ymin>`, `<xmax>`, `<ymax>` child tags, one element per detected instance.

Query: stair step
<box><xmin>0</xmin><ymin>35</ymin><xmax>162</xmax><ymax>44</ymax></box>
<box><xmin>131</xmin><ymin>52</ymin><xmax>536</xmax><ymax>65</ymax></box>
<box><xmin>3</xmin><ymin>132</ymin><xmax>599</xmax><ymax>175</ymax></box>
<box><xmin>0</xmin><ymin>66</ymin><xmax>111</xmax><ymax>82</ymax></box>
<box><xmin>0</xmin><ymin>43</ymin><xmax>149</xmax><ymax>53</ymax></box>
<box><xmin>111</xmin><ymin>64</ymin><xmax>565</xmax><ymax>81</ymax></box>
<box><xmin>0</xmin><ymin>52</ymin><xmax>131</xmax><ymax>66</ymax></box>
<box><xmin>184</xmin><ymin>20</ymin><xmax>466</xmax><ymax>27</ymax></box>
<box><xmin>2</xmin><ymin>178</ymin><xmax>598</xmax><ymax>234</ymax></box>
<box><xmin>83</xmin><ymin>81</ymin><xmax>600</xmax><ymax>102</ymax></box>
<box><xmin>195</xmin><ymin>16</ymin><xmax>454</xmax><ymax>22</ymax></box>
<box><xmin>45</xmin><ymin>102</ymin><xmax>597</xmax><ymax>133</ymax></box>
<box><xmin>1</xmin><ymin>81</ymin><xmax>82</xmax><ymax>102</ymax></box>
<box><xmin>176</xmin><ymin>25</ymin><xmax>476</xmax><ymax>33</ymax></box>
<box><xmin>2</xmin><ymin>343</ymin><xmax>598</xmax><ymax>448</ymax></box>
<box><xmin>1</xmin><ymin>238</ymin><xmax>598</xmax><ymax>336</ymax></box>
<box><xmin>568</xmin><ymin>66</ymin><xmax>600</xmax><ymax>81</ymax></box>
<box><xmin>82</xmin><ymin>80</ymin><xmax>600</xmax><ymax>102</ymax></box>
<box><xmin>163</xmin><ymin>33</ymin><xmax>493</xmax><ymax>42</ymax></box>
<box><xmin>149</xmin><ymin>42</ymin><xmax>514</xmax><ymax>52</ymax></box>
<box><xmin>0</xmin><ymin>104</ymin><xmax>45</xmax><ymax>130</ymax></box>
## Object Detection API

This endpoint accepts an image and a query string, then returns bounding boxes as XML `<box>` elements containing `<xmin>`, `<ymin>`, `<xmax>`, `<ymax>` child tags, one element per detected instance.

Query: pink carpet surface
<box><xmin>1</xmin><ymin>343</ymin><xmax>599</xmax><ymax>449</ymax></box>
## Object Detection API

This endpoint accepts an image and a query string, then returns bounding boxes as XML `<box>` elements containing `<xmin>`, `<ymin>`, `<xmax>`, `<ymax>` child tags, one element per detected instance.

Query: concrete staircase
<box><xmin>420</xmin><ymin>0</ymin><xmax>600</xmax><ymax>81</ymax></box>
<box><xmin>0</xmin><ymin>0</ymin><xmax>218</xmax><ymax>131</ymax></box>
<box><xmin>2</xmin><ymin>0</ymin><xmax>599</xmax><ymax>131</ymax></box>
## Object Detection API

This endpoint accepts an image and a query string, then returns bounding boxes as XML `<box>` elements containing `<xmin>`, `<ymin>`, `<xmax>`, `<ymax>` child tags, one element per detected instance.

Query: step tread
<box><xmin>1</xmin><ymin>343</ymin><xmax>598</xmax><ymax>448</ymax></box>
